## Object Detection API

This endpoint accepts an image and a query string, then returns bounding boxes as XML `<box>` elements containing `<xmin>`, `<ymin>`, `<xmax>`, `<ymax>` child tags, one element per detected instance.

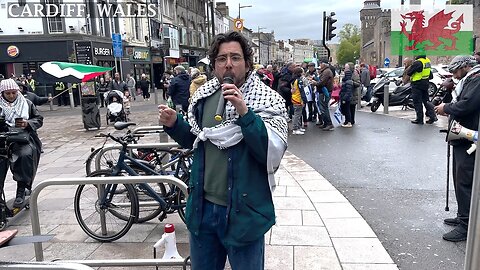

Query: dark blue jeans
<box><xmin>316</xmin><ymin>92</ymin><xmax>332</xmax><ymax>125</ymax></box>
<box><xmin>189</xmin><ymin>200</ymin><xmax>265</xmax><ymax>270</ymax></box>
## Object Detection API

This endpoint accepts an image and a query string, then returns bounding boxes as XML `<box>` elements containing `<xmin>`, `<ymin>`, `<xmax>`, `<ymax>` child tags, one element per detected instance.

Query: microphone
<box><xmin>214</xmin><ymin>77</ymin><xmax>234</xmax><ymax>121</ymax></box>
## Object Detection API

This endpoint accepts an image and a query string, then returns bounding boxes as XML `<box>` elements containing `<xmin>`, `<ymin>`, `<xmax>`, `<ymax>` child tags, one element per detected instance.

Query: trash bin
<box><xmin>81</xmin><ymin>96</ymin><xmax>101</xmax><ymax>130</ymax></box>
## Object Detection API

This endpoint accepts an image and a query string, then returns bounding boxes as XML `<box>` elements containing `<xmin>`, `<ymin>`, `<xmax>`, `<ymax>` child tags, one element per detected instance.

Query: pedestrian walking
<box><xmin>137</xmin><ymin>74</ymin><xmax>151</xmax><ymax>101</ymax></box>
<box><xmin>126</xmin><ymin>73</ymin><xmax>136</xmax><ymax>101</ymax></box>
<box><xmin>158</xmin><ymin>30</ymin><xmax>288</xmax><ymax>270</ymax></box>
<box><xmin>167</xmin><ymin>66</ymin><xmax>190</xmax><ymax>112</ymax></box>
<box><xmin>434</xmin><ymin>55</ymin><xmax>480</xmax><ymax>242</ymax></box>
<box><xmin>317</xmin><ymin>60</ymin><xmax>334</xmax><ymax>130</ymax></box>
<box><xmin>340</xmin><ymin>64</ymin><xmax>354</xmax><ymax>128</ymax></box>
<box><xmin>407</xmin><ymin>55</ymin><xmax>437</xmax><ymax>124</ymax></box>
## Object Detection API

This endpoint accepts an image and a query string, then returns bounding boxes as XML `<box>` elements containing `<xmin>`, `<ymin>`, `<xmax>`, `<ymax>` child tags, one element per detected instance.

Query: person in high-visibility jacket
<box><xmin>406</xmin><ymin>55</ymin><xmax>437</xmax><ymax>124</ymax></box>
<box><xmin>26</xmin><ymin>74</ymin><xmax>37</xmax><ymax>92</ymax></box>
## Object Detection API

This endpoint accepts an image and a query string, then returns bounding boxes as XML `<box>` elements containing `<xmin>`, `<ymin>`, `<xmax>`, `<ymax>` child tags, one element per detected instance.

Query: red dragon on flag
<box><xmin>400</xmin><ymin>9</ymin><xmax>464</xmax><ymax>51</ymax></box>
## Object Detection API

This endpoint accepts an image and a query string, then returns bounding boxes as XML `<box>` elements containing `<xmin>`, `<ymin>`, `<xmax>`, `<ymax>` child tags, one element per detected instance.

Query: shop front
<box><xmin>180</xmin><ymin>48</ymin><xmax>206</xmax><ymax>68</ymax></box>
<box><xmin>91</xmin><ymin>41</ymin><xmax>115</xmax><ymax>71</ymax></box>
<box><xmin>123</xmin><ymin>46</ymin><xmax>151</xmax><ymax>83</ymax></box>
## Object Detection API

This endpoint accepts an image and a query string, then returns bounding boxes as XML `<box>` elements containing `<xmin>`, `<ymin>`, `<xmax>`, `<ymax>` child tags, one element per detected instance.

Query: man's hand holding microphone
<box><xmin>159</xmin><ymin>76</ymin><xmax>248</xmax><ymax>126</ymax></box>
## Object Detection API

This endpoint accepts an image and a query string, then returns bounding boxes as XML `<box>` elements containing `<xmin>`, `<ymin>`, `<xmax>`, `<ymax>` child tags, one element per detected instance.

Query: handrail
<box><xmin>131</xmin><ymin>126</ymin><xmax>164</xmax><ymax>135</ymax></box>
<box><xmin>94</xmin><ymin>142</ymin><xmax>180</xmax><ymax>171</ymax></box>
<box><xmin>30</xmin><ymin>176</ymin><xmax>188</xmax><ymax>261</ymax></box>
<box><xmin>57</xmin><ymin>259</ymin><xmax>190</xmax><ymax>268</ymax></box>
<box><xmin>0</xmin><ymin>261</ymin><xmax>95</xmax><ymax>269</ymax></box>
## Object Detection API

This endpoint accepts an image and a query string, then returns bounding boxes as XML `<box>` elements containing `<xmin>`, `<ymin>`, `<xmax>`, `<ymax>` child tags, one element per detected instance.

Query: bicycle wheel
<box><xmin>134</xmin><ymin>183</ymin><xmax>167</xmax><ymax>223</ymax></box>
<box><xmin>175</xmin><ymin>174</ymin><xmax>189</xmax><ymax>223</ymax></box>
<box><xmin>95</xmin><ymin>148</ymin><xmax>122</xmax><ymax>172</ymax></box>
<box><xmin>74</xmin><ymin>170</ymin><xmax>139</xmax><ymax>242</ymax></box>
<box><xmin>85</xmin><ymin>147</ymin><xmax>103</xmax><ymax>176</ymax></box>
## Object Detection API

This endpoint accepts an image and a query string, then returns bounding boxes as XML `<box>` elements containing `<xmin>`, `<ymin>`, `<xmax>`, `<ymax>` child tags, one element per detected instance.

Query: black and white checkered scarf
<box><xmin>188</xmin><ymin>71</ymin><xmax>288</xmax><ymax>149</ymax></box>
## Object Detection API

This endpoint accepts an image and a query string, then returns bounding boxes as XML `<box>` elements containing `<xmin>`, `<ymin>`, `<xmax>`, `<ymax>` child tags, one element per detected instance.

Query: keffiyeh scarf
<box><xmin>188</xmin><ymin>71</ymin><xmax>288</xmax><ymax>149</ymax></box>
<box><xmin>453</xmin><ymin>65</ymin><xmax>480</xmax><ymax>102</ymax></box>
<box><xmin>187</xmin><ymin>71</ymin><xmax>289</xmax><ymax>192</ymax></box>
<box><xmin>0</xmin><ymin>92</ymin><xmax>29</xmax><ymax>127</ymax></box>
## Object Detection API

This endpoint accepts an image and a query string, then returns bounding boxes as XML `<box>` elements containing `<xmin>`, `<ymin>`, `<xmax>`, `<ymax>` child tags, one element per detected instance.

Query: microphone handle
<box><xmin>215</xmin><ymin>96</ymin><xmax>225</xmax><ymax>121</ymax></box>
<box><xmin>214</xmin><ymin>77</ymin><xmax>234</xmax><ymax>121</ymax></box>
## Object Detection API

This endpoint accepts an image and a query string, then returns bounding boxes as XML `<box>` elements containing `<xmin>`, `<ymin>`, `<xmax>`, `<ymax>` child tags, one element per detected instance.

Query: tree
<box><xmin>336</xmin><ymin>24</ymin><xmax>361</xmax><ymax>65</ymax></box>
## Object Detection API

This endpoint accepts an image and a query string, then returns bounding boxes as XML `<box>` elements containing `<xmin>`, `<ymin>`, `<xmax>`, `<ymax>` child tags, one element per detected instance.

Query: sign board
<box><xmin>111</xmin><ymin>33</ymin><xmax>123</xmax><ymax>58</ymax></box>
<box><xmin>74</xmin><ymin>41</ymin><xmax>93</xmax><ymax>65</ymax></box>
<box><xmin>384</xmin><ymin>57</ymin><xmax>390</xmax><ymax>67</ymax></box>
<box><xmin>233</xmin><ymin>18</ymin><xmax>244</xmax><ymax>31</ymax></box>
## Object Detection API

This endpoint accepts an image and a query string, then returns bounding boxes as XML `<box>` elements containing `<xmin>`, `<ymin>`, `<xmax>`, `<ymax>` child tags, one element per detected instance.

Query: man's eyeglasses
<box><xmin>215</xmin><ymin>55</ymin><xmax>244</xmax><ymax>66</ymax></box>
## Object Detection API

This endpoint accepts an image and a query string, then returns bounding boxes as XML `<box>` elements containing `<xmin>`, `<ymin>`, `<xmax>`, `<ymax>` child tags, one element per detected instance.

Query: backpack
<box><xmin>369</xmin><ymin>65</ymin><xmax>377</xmax><ymax>80</ymax></box>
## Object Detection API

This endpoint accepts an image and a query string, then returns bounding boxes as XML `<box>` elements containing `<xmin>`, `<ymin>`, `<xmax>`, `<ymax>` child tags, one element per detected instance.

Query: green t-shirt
<box><xmin>202</xmin><ymin>90</ymin><xmax>228</xmax><ymax>206</ymax></box>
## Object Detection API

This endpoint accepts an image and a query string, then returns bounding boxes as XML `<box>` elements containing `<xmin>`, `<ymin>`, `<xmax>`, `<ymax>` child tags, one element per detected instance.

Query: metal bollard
<box><xmin>154</xmin><ymin>87</ymin><xmax>158</xmax><ymax>105</ymax></box>
<box><xmin>357</xmin><ymin>87</ymin><xmax>362</xmax><ymax>111</ymax></box>
<box><xmin>48</xmin><ymin>93</ymin><xmax>53</xmax><ymax>111</ymax></box>
<box><xmin>383</xmin><ymin>81</ymin><xmax>389</xmax><ymax>114</ymax></box>
<box><xmin>69</xmin><ymin>89</ymin><xmax>75</xmax><ymax>109</ymax></box>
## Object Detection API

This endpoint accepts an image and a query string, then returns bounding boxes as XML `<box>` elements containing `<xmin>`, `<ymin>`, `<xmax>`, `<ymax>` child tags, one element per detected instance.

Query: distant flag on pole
<box><xmin>391</xmin><ymin>5</ymin><xmax>473</xmax><ymax>56</ymax></box>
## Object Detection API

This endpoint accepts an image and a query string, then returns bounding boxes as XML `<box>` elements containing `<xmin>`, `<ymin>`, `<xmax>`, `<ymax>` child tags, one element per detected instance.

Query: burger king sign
<box><xmin>7</xmin><ymin>45</ymin><xmax>20</xmax><ymax>58</ymax></box>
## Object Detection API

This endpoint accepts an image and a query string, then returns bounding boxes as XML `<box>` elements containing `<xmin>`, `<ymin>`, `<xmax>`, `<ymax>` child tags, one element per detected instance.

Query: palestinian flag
<box><xmin>35</xmin><ymin>62</ymin><xmax>112</xmax><ymax>83</ymax></box>
<box><xmin>391</xmin><ymin>5</ymin><xmax>473</xmax><ymax>56</ymax></box>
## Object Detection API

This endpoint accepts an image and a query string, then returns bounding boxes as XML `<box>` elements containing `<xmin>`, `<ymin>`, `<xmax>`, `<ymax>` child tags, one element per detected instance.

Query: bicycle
<box><xmin>74</xmin><ymin>124</ymin><xmax>188</xmax><ymax>242</ymax></box>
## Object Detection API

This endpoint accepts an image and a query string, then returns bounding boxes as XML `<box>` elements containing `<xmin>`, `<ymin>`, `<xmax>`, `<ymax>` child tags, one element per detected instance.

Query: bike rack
<box><xmin>94</xmin><ymin>142</ymin><xmax>180</xmax><ymax>171</ymax></box>
<box><xmin>30</xmin><ymin>175</ymin><xmax>188</xmax><ymax>265</ymax></box>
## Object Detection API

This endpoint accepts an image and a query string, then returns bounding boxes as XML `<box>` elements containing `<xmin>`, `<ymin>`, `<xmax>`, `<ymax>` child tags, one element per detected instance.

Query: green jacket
<box><xmin>165</xmin><ymin>104</ymin><xmax>275</xmax><ymax>247</ymax></box>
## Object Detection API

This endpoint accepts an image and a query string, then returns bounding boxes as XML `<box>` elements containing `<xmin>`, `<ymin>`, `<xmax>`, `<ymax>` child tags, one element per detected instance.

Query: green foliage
<box><xmin>336</xmin><ymin>24</ymin><xmax>361</xmax><ymax>65</ymax></box>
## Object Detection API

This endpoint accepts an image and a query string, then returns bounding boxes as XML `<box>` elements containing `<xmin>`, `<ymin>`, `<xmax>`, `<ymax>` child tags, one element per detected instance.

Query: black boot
<box><xmin>13</xmin><ymin>183</ymin><xmax>27</xmax><ymax>208</ymax></box>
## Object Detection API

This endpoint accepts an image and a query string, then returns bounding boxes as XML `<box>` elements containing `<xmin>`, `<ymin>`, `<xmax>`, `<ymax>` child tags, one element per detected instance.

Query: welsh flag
<box><xmin>35</xmin><ymin>62</ymin><xmax>112</xmax><ymax>83</ymax></box>
<box><xmin>391</xmin><ymin>5</ymin><xmax>473</xmax><ymax>56</ymax></box>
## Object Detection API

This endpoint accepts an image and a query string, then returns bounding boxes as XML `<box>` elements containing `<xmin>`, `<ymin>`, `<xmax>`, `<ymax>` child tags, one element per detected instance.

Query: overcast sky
<box><xmin>219</xmin><ymin>0</ymin><xmax>441</xmax><ymax>41</ymax></box>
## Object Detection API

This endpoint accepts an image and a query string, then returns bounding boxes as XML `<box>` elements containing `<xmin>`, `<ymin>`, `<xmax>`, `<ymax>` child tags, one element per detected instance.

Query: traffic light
<box><xmin>326</xmin><ymin>12</ymin><xmax>337</xmax><ymax>41</ymax></box>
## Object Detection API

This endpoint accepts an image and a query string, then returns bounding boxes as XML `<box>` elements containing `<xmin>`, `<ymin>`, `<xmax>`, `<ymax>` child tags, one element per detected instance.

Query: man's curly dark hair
<box><xmin>208</xmin><ymin>31</ymin><xmax>254</xmax><ymax>71</ymax></box>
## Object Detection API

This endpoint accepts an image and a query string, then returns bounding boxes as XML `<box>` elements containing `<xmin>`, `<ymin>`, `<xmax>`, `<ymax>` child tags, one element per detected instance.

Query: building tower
<box><xmin>360</xmin><ymin>0</ymin><xmax>381</xmax><ymax>49</ymax></box>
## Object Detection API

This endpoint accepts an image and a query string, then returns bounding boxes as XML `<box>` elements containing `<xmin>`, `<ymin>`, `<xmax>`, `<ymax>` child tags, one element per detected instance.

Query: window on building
<box><xmin>46</xmin><ymin>0</ymin><xmax>63</xmax><ymax>33</ymax></box>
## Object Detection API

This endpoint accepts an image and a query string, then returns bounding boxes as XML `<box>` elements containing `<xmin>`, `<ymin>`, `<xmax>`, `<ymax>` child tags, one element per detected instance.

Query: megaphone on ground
<box><xmin>446</xmin><ymin>120</ymin><xmax>478</xmax><ymax>154</ymax></box>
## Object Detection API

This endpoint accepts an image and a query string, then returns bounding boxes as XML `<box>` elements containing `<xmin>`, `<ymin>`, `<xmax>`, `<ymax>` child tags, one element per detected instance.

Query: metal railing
<box><xmin>57</xmin><ymin>259</ymin><xmax>190</xmax><ymax>269</ymax></box>
<box><xmin>30</xmin><ymin>175</ymin><xmax>188</xmax><ymax>262</ymax></box>
<box><xmin>131</xmin><ymin>126</ymin><xmax>164</xmax><ymax>136</ymax></box>
<box><xmin>0</xmin><ymin>261</ymin><xmax>94</xmax><ymax>269</ymax></box>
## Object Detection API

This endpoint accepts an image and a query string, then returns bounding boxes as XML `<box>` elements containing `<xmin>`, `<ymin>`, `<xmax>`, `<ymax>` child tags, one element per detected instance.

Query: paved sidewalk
<box><xmin>0</xmin><ymin>100</ymin><xmax>399</xmax><ymax>269</ymax></box>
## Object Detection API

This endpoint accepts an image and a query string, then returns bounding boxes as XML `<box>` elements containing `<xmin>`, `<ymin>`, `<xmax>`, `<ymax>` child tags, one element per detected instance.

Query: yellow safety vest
<box><xmin>27</xmin><ymin>79</ymin><xmax>36</xmax><ymax>91</ymax></box>
<box><xmin>55</xmin><ymin>82</ymin><xmax>65</xmax><ymax>91</ymax></box>
<box><xmin>411</xmin><ymin>57</ymin><xmax>431</xmax><ymax>82</ymax></box>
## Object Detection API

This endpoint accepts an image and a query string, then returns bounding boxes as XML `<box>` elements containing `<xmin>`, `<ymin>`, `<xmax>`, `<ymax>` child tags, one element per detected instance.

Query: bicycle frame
<box><xmin>110</xmin><ymin>149</ymin><xmax>168</xmax><ymax>210</ymax></box>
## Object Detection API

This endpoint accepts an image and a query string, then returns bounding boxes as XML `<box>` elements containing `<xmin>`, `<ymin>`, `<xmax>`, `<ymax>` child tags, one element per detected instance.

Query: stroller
<box><xmin>104</xmin><ymin>90</ymin><xmax>128</xmax><ymax>125</ymax></box>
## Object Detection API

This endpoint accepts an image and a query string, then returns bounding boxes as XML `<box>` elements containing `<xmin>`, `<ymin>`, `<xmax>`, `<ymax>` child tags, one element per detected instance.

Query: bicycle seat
<box><xmin>114</xmin><ymin>122</ymin><xmax>137</xmax><ymax>130</ymax></box>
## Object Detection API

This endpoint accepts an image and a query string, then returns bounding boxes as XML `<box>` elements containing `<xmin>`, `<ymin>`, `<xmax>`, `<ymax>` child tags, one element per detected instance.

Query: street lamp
<box><xmin>238</xmin><ymin>3</ymin><xmax>252</xmax><ymax>19</ymax></box>
<box><xmin>258</xmin><ymin>26</ymin><xmax>266</xmax><ymax>64</ymax></box>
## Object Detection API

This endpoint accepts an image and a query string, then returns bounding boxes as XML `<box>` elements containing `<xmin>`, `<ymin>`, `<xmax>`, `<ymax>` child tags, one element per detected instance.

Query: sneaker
<box><xmin>292</xmin><ymin>130</ymin><xmax>305</xmax><ymax>135</ymax></box>
<box><xmin>341</xmin><ymin>123</ymin><xmax>353</xmax><ymax>128</ymax></box>
<box><xmin>444</xmin><ymin>217</ymin><xmax>460</xmax><ymax>226</ymax></box>
<box><xmin>443</xmin><ymin>225</ymin><xmax>467</xmax><ymax>242</ymax></box>
<box><xmin>322</xmin><ymin>124</ymin><xmax>334</xmax><ymax>131</ymax></box>
<box><xmin>316</xmin><ymin>119</ymin><xmax>323</xmax><ymax>126</ymax></box>
<box><xmin>300</xmin><ymin>128</ymin><xmax>306</xmax><ymax>132</ymax></box>
<box><xmin>411</xmin><ymin>119</ymin><xmax>424</xmax><ymax>125</ymax></box>
<box><xmin>426</xmin><ymin>117</ymin><xmax>438</xmax><ymax>124</ymax></box>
